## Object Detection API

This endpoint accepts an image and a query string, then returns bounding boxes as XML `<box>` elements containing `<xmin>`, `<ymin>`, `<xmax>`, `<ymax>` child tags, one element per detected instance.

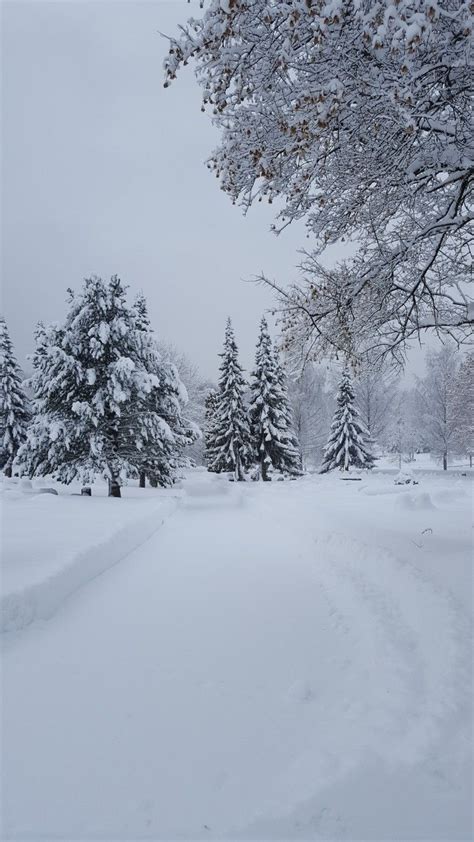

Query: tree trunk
<box><xmin>261</xmin><ymin>455</ymin><xmax>270</xmax><ymax>481</ymax></box>
<box><xmin>139</xmin><ymin>470</ymin><xmax>146</xmax><ymax>488</ymax></box>
<box><xmin>4</xmin><ymin>463</ymin><xmax>12</xmax><ymax>478</ymax></box>
<box><xmin>470</xmin><ymin>453</ymin><xmax>472</xmax><ymax>469</ymax></box>
<box><xmin>235</xmin><ymin>450</ymin><xmax>245</xmax><ymax>482</ymax></box>
<box><xmin>108</xmin><ymin>477</ymin><xmax>121</xmax><ymax>497</ymax></box>
<box><xmin>443</xmin><ymin>452</ymin><xmax>447</xmax><ymax>471</ymax></box>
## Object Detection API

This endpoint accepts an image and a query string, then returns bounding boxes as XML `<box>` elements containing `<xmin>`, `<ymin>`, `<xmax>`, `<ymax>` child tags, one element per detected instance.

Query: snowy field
<box><xmin>1</xmin><ymin>466</ymin><xmax>472</xmax><ymax>840</ymax></box>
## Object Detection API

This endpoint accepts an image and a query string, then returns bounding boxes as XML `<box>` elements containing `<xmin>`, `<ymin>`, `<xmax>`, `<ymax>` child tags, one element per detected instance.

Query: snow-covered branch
<box><xmin>165</xmin><ymin>0</ymin><xmax>473</xmax><ymax>357</ymax></box>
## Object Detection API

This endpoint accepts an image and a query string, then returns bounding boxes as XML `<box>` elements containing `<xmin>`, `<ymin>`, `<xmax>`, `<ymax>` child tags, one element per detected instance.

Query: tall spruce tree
<box><xmin>320</xmin><ymin>369</ymin><xmax>375</xmax><ymax>473</ymax></box>
<box><xmin>131</xmin><ymin>293</ymin><xmax>196</xmax><ymax>488</ymax></box>
<box><xmin>249</xmin><ymin>317</ymin><xmax>301</xmax><ymax>480</ymax></box>
<box><xmin>18</xmin><ymin>277</ymin><xmax>190</xmax><ymax>496</ymax></box>
<box><xmin>203</xmin><ymin>388</ymin><xmax>220</xmax><ymax>471</ymax></box>
<box><xmin>208</xmin><ymin>318</ymin><xmax>251</xmax><ymax>480</ymax></box>
<box><xmin>132</xmin><ymin>292</ymin><xmax>152</xmax><ymax>488</ymax></box>
<box><xmin>0</xmin><ymin>316</ymin><xmax>30</xmax><ymax>477</ymax></box>
<box><xmin>272</xmin><ymin>348</ymin><xmax>302</xmax><ymax>475</ymax></box>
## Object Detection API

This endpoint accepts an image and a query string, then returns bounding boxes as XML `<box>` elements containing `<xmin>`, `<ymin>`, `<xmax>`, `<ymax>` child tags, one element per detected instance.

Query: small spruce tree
<box><xmin>208</xmin><ymin>318</ymin><xmax>251</xmax><ymax>480</ymax></box>
<box><xmin>320</xmin><ymin>369</ymin><xmax>375</xmax><ymax>473</ymax></box>
<box><xmin>0</xmin><ymin>317</ymin><xmax>30</xmax><ymax>476</ymax></box>
<box><xmin>249</xmin><ymin>317</ymin><xmax>301</xmax><ymax>480</ymax></box>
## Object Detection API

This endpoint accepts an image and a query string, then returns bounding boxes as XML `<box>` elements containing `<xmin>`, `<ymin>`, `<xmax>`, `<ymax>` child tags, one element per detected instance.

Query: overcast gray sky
<box><xmin>2</xmin><ymin>0</ymin><xmax>427</xmax><ymax>381</ymax></box>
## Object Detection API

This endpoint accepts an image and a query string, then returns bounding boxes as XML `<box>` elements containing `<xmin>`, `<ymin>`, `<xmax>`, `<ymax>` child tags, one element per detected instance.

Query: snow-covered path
<box><xmin>2</xmin><ymin>471</ymin><xmax>472</xmax><ymax>840</ymax></box>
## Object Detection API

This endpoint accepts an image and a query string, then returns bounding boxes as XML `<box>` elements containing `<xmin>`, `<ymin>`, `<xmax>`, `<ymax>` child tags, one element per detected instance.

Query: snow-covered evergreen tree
<box><xmin>207</xmin><ymin>318</ymin><xmax>251</xmax><ymax>480</ymax></box>
<box><xmin>272</xmin><ymin>348</ymin><xmax>302</xmax><ymax>474</ymax></box>
<box><xmin>131</xmin><ymin>293</ymin><xmax>197</xmax><ymax>487</ymax></box>
<box><xmin>0</xmin><ymin>316</ymin><xmax>30</xmax><ymax>476</ymax></box>
<box><xmin>320</xmin><ymin>369</ymin><xmax>375</xmax><ymax>473</ymax></box>
<box><xmin>131</xmin><ymin>292</ymin><xmax>153</xmax><ymax>488</ymax></box>
<box><xmin>155</xmin><ymin>341</ymin><xmax>208</xmax><ymax>464</ymax></box>
<box><xmin>249</xmin><ymin>318</ymin><xmax>301</xmax><ymax>480</ymax></box>
<box><xmin>18</xmin><ymin>277</ymin><xmax>191</xmax><ymax>496</ymax></box>
<box><xmin>203</xmin><ymin>388</ymin><xmax>220</xmax><ymax>471</ymax></box>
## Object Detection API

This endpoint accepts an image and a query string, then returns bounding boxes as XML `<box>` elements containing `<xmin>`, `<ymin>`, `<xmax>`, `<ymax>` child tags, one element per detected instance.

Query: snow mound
<box><xmin>1</xmin><ymin>491</ymin><xmax>178</xmax><ymax>633</ymax></box>
<box><xmin>184</xmin><ymin>476</ymin><xmax>231</xmax><ymax>498</ymax></box>
<box><xmin>395</xmin><ymin>492</ymin><xmax>436</xmax><ymax>511</ymax></box>
<box><xmin>182</xmin><ymin>473</ymin><xmax>246</xmax><ymax>509</ymax></box>
<box><xmin>394</xmin><ymin>468</ymin><xmax>418</xmax><ymax>485</ymax></box>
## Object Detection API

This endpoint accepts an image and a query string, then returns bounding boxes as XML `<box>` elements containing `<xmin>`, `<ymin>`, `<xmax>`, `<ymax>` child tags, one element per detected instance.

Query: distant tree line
<box><xmin>1</xmin><ymin>291</ymin><xmax>473</xmax><ymax>493</ymax></box>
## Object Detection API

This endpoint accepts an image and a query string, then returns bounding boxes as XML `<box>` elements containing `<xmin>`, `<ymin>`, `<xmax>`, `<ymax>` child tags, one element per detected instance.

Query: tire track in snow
<box><xmin>317</xmin><ymin>531</ymin><xmax>471</xmax><ymax>763</ymax></box>
<box><xmin>235</xmin><ymin>524</ymin><xmax>471</xmax><ymax>837</ymax></box>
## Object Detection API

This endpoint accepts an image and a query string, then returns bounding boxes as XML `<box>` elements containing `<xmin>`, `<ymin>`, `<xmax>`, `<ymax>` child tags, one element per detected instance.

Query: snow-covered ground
<box><xmin>0</xmin><ymin>477</ymin><xmax>181</xmax><ymax>632</ymax></box>
<box><xmin>1</xmin><ymin>467</ymin><xmax>472</xmax><ymax>840</ymax></box>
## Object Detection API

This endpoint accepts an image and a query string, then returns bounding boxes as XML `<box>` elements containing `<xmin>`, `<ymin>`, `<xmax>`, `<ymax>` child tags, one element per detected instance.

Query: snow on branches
<box><xmin>165</xmin><ymin>1</ymin><xmax>473</xmax><ymax>359</ymax></box>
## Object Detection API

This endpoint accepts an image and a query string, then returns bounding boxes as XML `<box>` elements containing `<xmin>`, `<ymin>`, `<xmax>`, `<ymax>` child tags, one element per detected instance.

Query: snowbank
<box><xmin>0</xmin><ymin>479</ymin><xmax>180</xmax><ymax>633</ymax></box>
